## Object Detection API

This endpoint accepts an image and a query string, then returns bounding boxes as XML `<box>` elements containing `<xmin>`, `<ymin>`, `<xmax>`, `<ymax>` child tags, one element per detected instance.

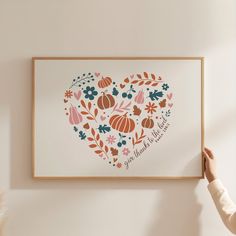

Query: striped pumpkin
<box><xmin>97</xmin><ymin>92</ymin><xmax>115</xmax><ymax>110</ymax></box>
<box><xmin>141</xmin><ymin>117</ymin><xmax>154</xmax><ymax>129</ymax></box>
<box><xmin>98</xmin><ymin>76</ymin><xmax>112</xmax><ymax>88</ymax></box>
<box><xmin>109</xmin><ymin>112</ymin><xmax>135</xmax><ymax>133</ymax></box>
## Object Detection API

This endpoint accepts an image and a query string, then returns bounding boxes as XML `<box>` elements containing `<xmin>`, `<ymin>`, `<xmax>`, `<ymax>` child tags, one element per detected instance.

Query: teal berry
<box><xmin>122</xmin><ymin>140</ymin><xmax>126</xmax><ymax>145</ymax></box>
<box><xmin>127</xmin><ymin>94</ymin><xmax>132</xmax><ymax>99</ymax></box>
<box><xmin>117</xmin><ymin>142</ymin><xmax>122</xmax><ymax>147</ymax></box>
<box><xmin>122</xmin><ymin>92</ymin><xmax>127</xmax><ymax>98</ymax></box>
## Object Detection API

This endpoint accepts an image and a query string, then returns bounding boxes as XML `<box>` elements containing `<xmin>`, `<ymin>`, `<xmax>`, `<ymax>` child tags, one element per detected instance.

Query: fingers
<box><xmin>204</xmin><ymin>147</ymin><xmax>214</xmax><ymax>159</ymax></box>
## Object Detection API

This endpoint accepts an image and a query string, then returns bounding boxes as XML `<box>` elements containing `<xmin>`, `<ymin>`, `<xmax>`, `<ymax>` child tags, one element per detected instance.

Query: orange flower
<box><xmin>145</xmin><ymin>102</ymin><xmax>157</xmax><ymax>114</ymax></box>
<box><xmin>65</xmin><ymin>90</ymin><xmax>73</xmax><ymax>98</ymax></box>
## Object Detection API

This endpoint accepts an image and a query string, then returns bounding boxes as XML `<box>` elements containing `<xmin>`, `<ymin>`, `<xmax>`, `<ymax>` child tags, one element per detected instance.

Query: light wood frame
<box><xmin>32</xmin><ymin>57</ymin><xmax>205</xmax><ymax>180</ymax></box>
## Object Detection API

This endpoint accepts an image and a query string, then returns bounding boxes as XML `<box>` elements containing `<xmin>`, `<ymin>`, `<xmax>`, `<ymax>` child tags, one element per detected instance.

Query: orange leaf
<box><xmin>152</xmin><ymin>83</ymin><xmax>158</xmax><ymax>86</ymax></box>
<box><xmin>105</xmin><ymin>146</ymin><xmax>109</xmax><ymax>153</ymax></box>
<box><xmin>131</xmin><ymin>80</ymin><xmax>139</xmax><ymax>84</ymax></box>
<box><xmin>139</xmin><ymin>81</ymin><xmax>144</xmax><ymax>86</ymax></box>
<box><xmin>89</xmin><ymin>144</ymin><xmax>97</xmax><ymax>148</ymax></box>
<box><xmin>88</xmin><ymin>102</ymin><xmax>92</xmax><ymax>110</ymax></box>
<box><xmin>91</xmin><ymin>128</ymin><xmax>95</xmax><ymax>136</ymax></box>
<box><xmin>95</xmin><ymin>150</ymin><xmax>103</xmax><ymax>154</ymax></box>
<box><xmin>99</xmin><ymin>140</ymin><xmax>104</xmax><ymax>147</ymax></box>
<box><xmin>96</xmin><ymin>133</ymin><xmax>100</xmax><ymax>141</ymax></box>
<box><xmin>94</xmin><ymin>108</ymin><xmax>98</xmax><ymax>117</ymax></box>
<box><xmin>137</xmin><ymin>74</ymin><xmax>142</xmax><ymax>79</ymax></box>
<box><xmin>87</xmin><ymin>137</ymin><xmax>94</xmax><ymax>141</ymax></box>
<box><xmin>145</xmin><ymin>81</ymin><xmax>152</xmax><ymax>85</ymax></box>
<box><xmin>151</xmin><ymin>74</ymin><xmax>156</xmax><ymax>80</ymax></box>
<box><xmin>81</xmin><ymin>100</ymin><xmax>86</xmax><ymax>108</ymax></box>
<box><xmin>81</xmin><ymin>111</ymin><xmax>89</xmax><ymax>115</ymax></box>
<box><xmin>144</xmin><ymin>72</ymin><xmax>148</xmax><ymax>78</ymax></box>
<box><xmin>132</xmin><ymin>138</ymin><xmax>134</xmax><ymax>146</ymax></box>
<box><xmin>87</xmin><ymin>116</ymin><xmax>94</xmax><ymax>120</ymax></box>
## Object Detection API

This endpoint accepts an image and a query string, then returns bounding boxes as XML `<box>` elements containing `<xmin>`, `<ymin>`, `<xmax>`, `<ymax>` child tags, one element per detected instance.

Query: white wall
<box><xmin>0</xmin><ymin>0</ymin><xmax>236</xmax><ymax>235</ymax></box>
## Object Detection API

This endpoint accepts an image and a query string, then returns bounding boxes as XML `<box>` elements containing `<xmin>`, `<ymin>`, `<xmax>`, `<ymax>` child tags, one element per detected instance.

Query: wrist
<box><xmin>208</xmin><ymin>174</ymin><xmax>217</xmax><ymax>183</ymax></box>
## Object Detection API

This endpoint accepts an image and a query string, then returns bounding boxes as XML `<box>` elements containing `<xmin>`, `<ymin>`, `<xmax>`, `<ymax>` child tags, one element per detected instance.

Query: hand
<box><xmin>203</xmin><ymin>147</ymin><xmax>217</xmax><ymax>183</ymax></box>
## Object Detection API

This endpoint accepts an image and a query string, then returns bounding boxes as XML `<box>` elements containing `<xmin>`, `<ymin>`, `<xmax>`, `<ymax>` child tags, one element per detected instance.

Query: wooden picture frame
<box><xmin>32</xmin><ymin>57</ymin><xmax>204</xmax><ymax>179</ymax></box>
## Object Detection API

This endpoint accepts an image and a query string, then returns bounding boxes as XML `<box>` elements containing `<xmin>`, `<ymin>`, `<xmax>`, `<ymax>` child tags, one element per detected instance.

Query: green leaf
<box><xmin>78</xmin><ymin>131</ymin><xmax>86</xmax><ymax>140</ymax></box>
<box><xmin>98</xmin><ymin>125</ymin><xmax>111</xmax><ymax>134</ymax></box>
<box><xmin>149</xmin><ymin>90</ymin><xmax>163</xmax><ymax>101</ymax></box>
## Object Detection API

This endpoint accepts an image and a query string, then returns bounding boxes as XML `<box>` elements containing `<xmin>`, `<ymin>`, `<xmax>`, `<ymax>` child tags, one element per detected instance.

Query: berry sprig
<box><xmin>117</xmin><ymin>133</ymin><xmax>127</xmax><ymax>147</ymax></box>
<box><xmin>122</xmin><ymin>85</ymin><xmax>136</xmax><ymax>99</ymax></box>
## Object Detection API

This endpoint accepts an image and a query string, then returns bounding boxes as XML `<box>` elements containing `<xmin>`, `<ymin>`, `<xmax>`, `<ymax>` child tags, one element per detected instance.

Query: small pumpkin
<box><xmin>134</xmin><ymin>90</ymin><xmax>144</xmax><ymax>104</ymax></box>
<box><xmin>98</xmin><ymin>76</ymin><xmax>112</xmax><ymax>88</ymax></box>
<box><xmin>69</xmin><ymin>105</ymin><xmax>83</xmax><ymax>125</ymax></box>
<box><xmin>109</xmin><ymin>112</ymin><xmax>135</xmax><ymax>133</ymax></box>
<box><xmin>141</xmin><ymin>116</ymin><xmax>154</xmax><ymax>129</ymax></box>
<box><xmin>97</xmin><ymin>92</ymin><xmax>115</xmax><ymax>110</ymax></box>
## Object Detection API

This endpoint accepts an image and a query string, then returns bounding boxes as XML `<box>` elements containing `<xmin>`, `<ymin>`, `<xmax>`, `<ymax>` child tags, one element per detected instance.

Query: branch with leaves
<box><xmin>69</xmin><ymin>73</ymin><xmax>94</xmax><ymax>89</ymax></box>
<box><xmin>80</xmin><ymin>100</ymin><xmax>98</xmax><ymax>122</ymax></box>
<box><xmin>132</xmin><ymin>129</ymin><xmax>146</xmax><ymax>146</ymax></box>
<box><xmin>123</xmin><ymin>72</ymin><xmax>163</xmax><ymax>86</ymax></box>
<box><xmin>87</xmin><ymin>128</ymin><xmax>109</xmax><ymax>159</ymax></box>
<box><xmin>111</xmin><ymin>101</ymin><xmax>131</xmax><ymax>114</ymax></box>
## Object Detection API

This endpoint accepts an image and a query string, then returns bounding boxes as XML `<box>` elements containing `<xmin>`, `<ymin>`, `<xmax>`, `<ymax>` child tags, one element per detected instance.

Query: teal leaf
<box><xmin>149</xmin><ymin>90</ymin><xmax>163</xmax><ymax>101</ymax></box>
<box><xmin>98</xmin><ymin>125</ymin><xmax>111</xmax><ymax>134</ymax></box>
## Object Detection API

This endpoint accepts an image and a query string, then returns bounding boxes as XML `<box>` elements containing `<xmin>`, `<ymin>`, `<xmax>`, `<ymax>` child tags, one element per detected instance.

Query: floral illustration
<box><xmin>162</xmin><ymin>83</ymin><xmax>169</xmax><ymax>91</ymax></box>
<box><xmin>65</xmin><ymin>90</ymin><xmax>73</xmax><ymax>98</ymax></box>
<box><xmin>64</xmin><ymin>72</ymin><xmax>173</xmax><ymax>169</ymax></box>
<box><xmin>106</xmin><ymin>135</ymin><xmax>116</xmax><ymax>144</ymax></box>
<box><xmin>122</xmin><ymin>147</ymin><xmax>130</xmax><ymax>156</ymax></box>
<box><xmin>145</xmin><ymin>102</ymin><xmax>157</xmax><ymax>114</ymax></box>
<box><xmin>83</xmin><ymin>86</ymin><xmax>98</xmax><ymax>100</ymax></box>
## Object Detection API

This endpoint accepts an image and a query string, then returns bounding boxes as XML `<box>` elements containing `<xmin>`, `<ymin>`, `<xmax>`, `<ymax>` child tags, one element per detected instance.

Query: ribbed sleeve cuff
<box><xmin>207</xmin><ymin>179</ymin><xmax>225</xmax><ymax>196</ymax></box>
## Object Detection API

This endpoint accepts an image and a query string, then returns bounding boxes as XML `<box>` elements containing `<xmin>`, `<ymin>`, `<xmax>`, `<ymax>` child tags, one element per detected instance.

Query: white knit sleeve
<box><xmin>208</xmin><ymin>179</ymin><xmax>236</xmax><ymax>234</ymax></box>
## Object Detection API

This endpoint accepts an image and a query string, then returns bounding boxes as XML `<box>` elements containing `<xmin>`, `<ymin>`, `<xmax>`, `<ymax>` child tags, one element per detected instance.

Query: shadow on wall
<box><xmin>147</xmin><ymin>181</ymin><xmax>201</xmax><ymax>236</ymax></box>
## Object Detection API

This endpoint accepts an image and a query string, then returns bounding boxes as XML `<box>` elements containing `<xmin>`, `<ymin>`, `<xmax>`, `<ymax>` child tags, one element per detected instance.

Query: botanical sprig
<box><xmin>80</xmin><ymin>100</ymin><xmax>98</xmax><ymax>122</ymax></box>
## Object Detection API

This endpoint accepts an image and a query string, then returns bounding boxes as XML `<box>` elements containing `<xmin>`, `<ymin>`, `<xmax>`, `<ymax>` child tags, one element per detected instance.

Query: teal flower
<box><xmin>83</xmin><ymin>86</ymin><xmax>98</xmax><ymax>100</ymax></box>
<box><xmin>162</xmin><ymin>83</ymin><xmax>169</xmax><ymax>91</ymax></box>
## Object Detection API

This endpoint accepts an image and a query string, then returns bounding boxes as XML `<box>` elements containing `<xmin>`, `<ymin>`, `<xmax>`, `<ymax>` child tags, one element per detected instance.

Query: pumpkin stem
<box><xmin>123</xmin><ymin>112</ymin><xmax>128</xmax><ymax>117</ymax></box>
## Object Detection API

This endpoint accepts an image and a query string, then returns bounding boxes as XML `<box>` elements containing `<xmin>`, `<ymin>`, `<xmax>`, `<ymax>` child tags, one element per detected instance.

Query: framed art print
<box><xmin>32</xmin><ymin>57</ymin><xmax>204</xmax><ymax>179</ymax></box>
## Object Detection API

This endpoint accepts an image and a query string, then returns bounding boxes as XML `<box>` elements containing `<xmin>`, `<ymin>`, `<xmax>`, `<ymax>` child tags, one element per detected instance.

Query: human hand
<box><xmin>203</xmin><ymin>147</ymin><xmax>217</xmax><ymax>183</ymax></box>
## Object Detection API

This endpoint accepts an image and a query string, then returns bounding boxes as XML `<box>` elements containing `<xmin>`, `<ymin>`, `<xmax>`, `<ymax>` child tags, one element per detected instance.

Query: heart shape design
<box><xmin>63</xmin><ymin>72</ymin><xmax>174</xmax><ymax>169</ymax></box>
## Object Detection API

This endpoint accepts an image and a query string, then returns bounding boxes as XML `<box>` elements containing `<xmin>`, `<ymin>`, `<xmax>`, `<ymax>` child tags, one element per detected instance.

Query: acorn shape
<box><xmin>141</xmin><ymin>116</ymin><xmax>154</xmax><ymax>129</ymax></box>
<box><xmin>98</xmin><ymin>76</ymin><xmax>112</xmax><ymax>88</ymax></box>
<box><xmin>69</xmin><ymin>104</ymin><xmax>83</xmax><ymax>125</ymax></box>
<box><xmin>109</xmin><ymin>112</ymin><xmax>135</xmax><ymax>133</ymax></box>
<box><xmin>97</xmin><ymin>92</ymin><xmax>115</xmax><ymax>110</ymax></box>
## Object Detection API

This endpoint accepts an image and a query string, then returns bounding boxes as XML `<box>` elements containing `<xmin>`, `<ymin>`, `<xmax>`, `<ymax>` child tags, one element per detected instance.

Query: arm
<box><xmin>204</xmin><ymin>147</ymin><xmax>236</xmax><ymax>234</ymax></box>
<box><xmin>208</xmin><ymin>179</ymin><xmax>236</xmax><ymax>234</ymax></box>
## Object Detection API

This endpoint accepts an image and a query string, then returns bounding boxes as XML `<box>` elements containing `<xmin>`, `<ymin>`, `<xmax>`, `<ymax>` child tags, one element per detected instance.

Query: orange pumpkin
<box><xmin>97</xmin><ymin>92</ymin><xmax>115</xmax><ymax>110</ymax></box>
<box><xmin>141</xmin><ymin>117</ymin><xmax>154</xmax><ymax>129</ymax></box>
<box><xmin>109</xmin><ymin>112</ymin><xmax>135</xmax><ymax>133</ymax></box>
<box><xmin>98</xmin><ymin>76</ymin><xmax>112</xmax><ymax>88</ymax></box>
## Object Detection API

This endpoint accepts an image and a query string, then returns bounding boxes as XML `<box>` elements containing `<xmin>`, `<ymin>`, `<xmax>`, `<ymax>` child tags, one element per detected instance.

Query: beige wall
<box><xmin>0</xmin><ymin>0</ymin><xmax>236</xmax><ymax>235</ymax></box>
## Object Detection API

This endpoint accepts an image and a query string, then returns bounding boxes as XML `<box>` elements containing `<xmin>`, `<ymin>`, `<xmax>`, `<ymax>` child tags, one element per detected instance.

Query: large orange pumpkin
<box><xmin>97</xmin><ymin>92</ymin><xmax>115</xmax><ymax>110</ymax></box>
<box><xmin>109</xmin><ymin>112</ymin><xmax>135</xmax><ymax>133</ymax></box>
<box><xmin>141</xmin><ymin>117</ymin><xmax>154</xmax><ymax>129</ymax></box>
<box><xmin>98</xmin><ymin>76</ymin><xmax>112</xmax><ymax>88</ymax></box>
